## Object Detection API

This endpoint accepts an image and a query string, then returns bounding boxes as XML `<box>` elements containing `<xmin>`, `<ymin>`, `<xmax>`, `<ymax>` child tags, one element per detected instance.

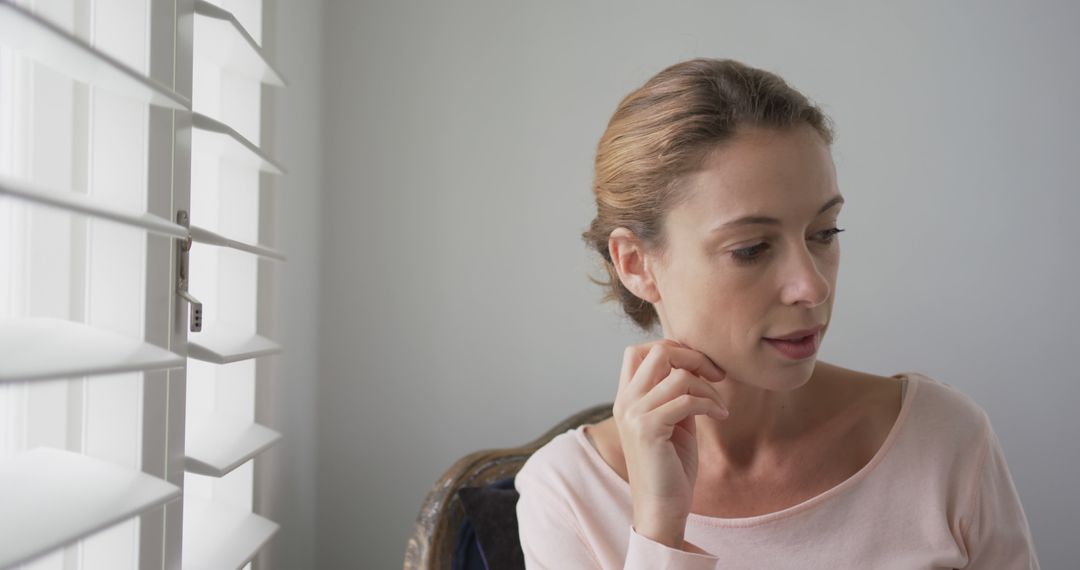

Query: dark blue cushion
<box><xmin>452</xmin><ymin>514</ymin><xmax>486</xmax><ymax>570</ymax></box>
<box><xmin>451</xmin><ymin>477</ymin><xmax>524</xmax><ymax>570</ymax></box>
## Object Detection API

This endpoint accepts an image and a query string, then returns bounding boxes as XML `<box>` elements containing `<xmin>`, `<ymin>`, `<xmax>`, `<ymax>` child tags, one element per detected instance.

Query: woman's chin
<box><xmin>721</xmin><ymin>359</ymin><xmax>816</xmax><ymax>393</ymax></box>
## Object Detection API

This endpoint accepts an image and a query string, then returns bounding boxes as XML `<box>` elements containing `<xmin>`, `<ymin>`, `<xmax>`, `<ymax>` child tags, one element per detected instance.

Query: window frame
<box><xmin>0</xmin><ymin>0</ymin><xmax>283</xmax><ymax>567</ymax></box>
<box><xmin>139</xmin><ymin>0</ymin><xmax>194</xmax><ymax>567</ymax></box>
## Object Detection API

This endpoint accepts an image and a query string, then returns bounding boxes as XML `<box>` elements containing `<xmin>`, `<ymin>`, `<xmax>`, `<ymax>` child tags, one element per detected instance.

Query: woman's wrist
<box><xmin>632</xmin><ymin>511</ymin><xmax>689</xmax><ymax>550</ymax></box>
<box><xmin>632</xmin><ymin>524</ymin><xmax>684</xmax><ymax>550</ymax></box>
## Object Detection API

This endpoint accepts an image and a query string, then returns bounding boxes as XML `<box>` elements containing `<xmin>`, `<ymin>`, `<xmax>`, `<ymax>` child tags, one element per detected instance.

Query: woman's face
<box><xmin>649</xmin><ymin>124</ymin><xmax>843</xmax><ymax>390</ymax></box>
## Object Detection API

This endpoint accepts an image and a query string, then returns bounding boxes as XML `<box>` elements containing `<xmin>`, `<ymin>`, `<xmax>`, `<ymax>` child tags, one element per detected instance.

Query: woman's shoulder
<box><xmin>516</xmin><ymin>425</ymin><xmax>595</xmax><ymax>492</ymax></box>
<box><xmin>827</xmin><ymin>364</ymin><xmax>994</xmax><ymax>456</ymax></box>
<box><xmin>835</xmin><ymin>362</ymin><xmax>991</xmax><ymax>430</ymax></box>
<box><xmin>886</xmin><ymin>371</ymin><xmax>998</xmax><ymax>469</ymax></box>
<box><xmin>900</xmin><ymin>371</ymin><xmax>992</xmax><ymax>428</ymax></box>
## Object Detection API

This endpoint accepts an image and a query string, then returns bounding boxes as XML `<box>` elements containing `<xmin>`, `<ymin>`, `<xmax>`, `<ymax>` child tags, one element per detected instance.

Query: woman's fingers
<box><xmin>618</xmin><ymin>340</ymin><xmax>681</xmax><ymax>395</ymax></box>
<box><xmin>618</xmin><ymin>343</ymin><xmax>649</xmax><ymax>394</ymax></box>
<box><xmin>622</xmin><ymin>341</ymin><xmax>726</xmax><ymax>400</ymax></box>
<box><xmin>614</xmin><ymin>340</ymin><xmax>730</xmax><ymax>430</ymax></box>
<box><xmin>642</xmin><ymin>394</ymin><xmax>729</xmax><ymax>435</ymax></box>
<box><xmin>635</xmin><ymin>368</ymin><xmax>730</xmax><ymax>417</ymax></box>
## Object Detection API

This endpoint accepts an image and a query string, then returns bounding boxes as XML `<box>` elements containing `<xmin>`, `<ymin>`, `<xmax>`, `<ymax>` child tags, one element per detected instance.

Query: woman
<box><xmin>514</xmin><ymin>58</ymin><xmax>1039</xmax><ymax>568</ymax></box>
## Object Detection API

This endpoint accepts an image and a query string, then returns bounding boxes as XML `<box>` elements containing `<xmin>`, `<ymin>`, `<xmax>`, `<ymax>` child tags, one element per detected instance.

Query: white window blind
<box><xmin>0</xmin><ymin>0</ymin><xmax>285</xmax><ymax>568</ymax></box>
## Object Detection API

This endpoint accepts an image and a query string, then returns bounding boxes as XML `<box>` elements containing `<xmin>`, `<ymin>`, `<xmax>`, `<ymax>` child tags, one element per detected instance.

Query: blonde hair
<box><xmin>581</xmin><ymin>58</ymin><xmax>835</xmax><ymax>331</ymax></box>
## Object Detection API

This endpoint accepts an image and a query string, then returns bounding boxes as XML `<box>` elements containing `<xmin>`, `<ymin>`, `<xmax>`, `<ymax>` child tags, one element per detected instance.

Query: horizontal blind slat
<box><xmin>189</xmin><ymin>224</ymin><xmax>286</xmax><ymax>261</ymax></box>
<box><xmin>192</xmin><ymin>112</ymin><xmax>284</xmax><ymax>175</ymax></box>
<box><xmin>0</xmin><ymin>317</ymin><xmax>185</xmax><ymax>383</ymax></box>
<box><xmin>0</xmin><ymin>2</ymin><xmax>190</xmax><ymax>109</ymax></box>
<box><xmin>0</xmin><ymin>448</ymin><xmax>181</xmax><ymax>568</ymax></box>
<box><xmin>0</xmin><ymin>174</ymin><xmax>188</xmax><ymax>238</ymax></box>
<box><xmin>184</xmin><ymin>414</ymin><xmax>281</xmax><ymax>477</ymax></box>
<box><xmin>187</xmin><ymin>322</ymin><xmax>282</xmax><ymax>364</ymax></box>
<box><xmin>193</xmin><ymin>0</ymin><xmax>285</xmax><ymax>87</ymax></box>
<box><xmin>182</xmin><ymin>498</ymin><xmax>279</xmax><ymax>570</ymax></box>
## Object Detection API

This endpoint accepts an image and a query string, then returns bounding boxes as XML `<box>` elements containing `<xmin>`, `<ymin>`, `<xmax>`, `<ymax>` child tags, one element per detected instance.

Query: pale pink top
<box><xmin>515</xmin><ymin>372</ymin><xmax>1039</xmax><ymax>569</ymax></box>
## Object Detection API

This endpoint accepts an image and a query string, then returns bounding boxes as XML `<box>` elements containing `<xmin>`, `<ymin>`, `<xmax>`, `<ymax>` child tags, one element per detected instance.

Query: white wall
<box><xmin>318</xmin><ymin>1</ymin><xmax>1079</xmax><ymax>567</ymax></box>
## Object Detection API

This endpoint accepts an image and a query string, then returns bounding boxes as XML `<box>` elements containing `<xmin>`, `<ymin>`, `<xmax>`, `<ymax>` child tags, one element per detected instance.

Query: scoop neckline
<box><xmin>573</xmin><ymin>372</ymin><xmax>921</xmax><ymax>528</ymax></box>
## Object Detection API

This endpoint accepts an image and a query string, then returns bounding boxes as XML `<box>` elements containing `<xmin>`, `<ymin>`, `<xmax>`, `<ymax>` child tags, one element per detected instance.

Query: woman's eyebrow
<box><xmin>710</xmin><ymin>195</ymin><xmax>845</xmax><ymax>232</ymax></box>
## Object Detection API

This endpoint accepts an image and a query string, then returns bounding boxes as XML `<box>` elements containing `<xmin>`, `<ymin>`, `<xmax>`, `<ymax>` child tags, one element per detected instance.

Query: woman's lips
<box><xmin>763</xmin><ymin>331</ymin><xmax>819</xmax><ymax>359</ymax></box>
<box><xmin>765</xmin><ymin>324</ymin><xmax>824</xmax><ymax>341</ymax></box>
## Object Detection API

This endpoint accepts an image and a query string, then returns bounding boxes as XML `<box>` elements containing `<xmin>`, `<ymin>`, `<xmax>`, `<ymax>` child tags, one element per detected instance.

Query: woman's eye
<box><xmin>818</xmin><ymin>227</ymin><xmax>845</xmax><ymax>243</ymax></box>
<box><xmin>731</xmin><ymin>243</ymin><xmax>770</xmax><ymax>265</ymax></box>
<box><xmin>730</xmin><ymin>227</ymin><xmax>845</xmax><ymax>266</ymax></box>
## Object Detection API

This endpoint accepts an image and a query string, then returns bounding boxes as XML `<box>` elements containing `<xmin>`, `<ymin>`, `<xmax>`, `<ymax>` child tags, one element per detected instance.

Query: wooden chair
<box><xmin>403</xmin><ymin>402</ymin><xmax>614</xmax><ymax>570</ymax></box>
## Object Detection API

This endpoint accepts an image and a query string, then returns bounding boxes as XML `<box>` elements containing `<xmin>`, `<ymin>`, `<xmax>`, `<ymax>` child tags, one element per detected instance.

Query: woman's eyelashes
<box><xmin>730</xmin><ymin>227</ymin><xmax>845</xmax><ymax>266</ymax></box>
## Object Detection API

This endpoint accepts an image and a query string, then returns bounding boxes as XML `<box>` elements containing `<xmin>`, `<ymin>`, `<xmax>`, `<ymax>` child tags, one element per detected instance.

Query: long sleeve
<box><xmin>516</xmin><ymin>466</ymin><xmax>720</xmax><ymax>569</ymax></box>
<box><xmin>515</xmin><ymin>470</ymin><xmax>603</xmax><ymax>569</ymax></box>
<box><xmin>625</xmin><ymin>526</ymin><xmax>719</xmax><ymax>569</ymax></box>
<box><xmin>960</xmin><ymin>420</ymin><xmax>1040</xmax><ymax>569</ymax></box>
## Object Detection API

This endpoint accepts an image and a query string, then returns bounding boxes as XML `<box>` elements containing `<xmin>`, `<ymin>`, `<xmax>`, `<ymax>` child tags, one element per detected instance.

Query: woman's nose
<box><xmin>780</xmin><ymin>244</ymin><xmax>831</xmax><ymax>307</ymax></box>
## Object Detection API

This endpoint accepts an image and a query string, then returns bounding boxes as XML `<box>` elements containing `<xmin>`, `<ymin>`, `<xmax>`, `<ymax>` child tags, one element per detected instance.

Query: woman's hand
<box><xmin>613</xmin><ymin>338</ymin><xmax>729</xmax><ymax>551</ymax></box>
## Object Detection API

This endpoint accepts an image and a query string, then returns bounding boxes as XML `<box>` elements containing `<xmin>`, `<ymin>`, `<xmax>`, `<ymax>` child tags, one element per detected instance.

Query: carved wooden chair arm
<box><xmin>403</xmin><ymin>402</ymin><xmax>614</xmax><ymax>570</ymax></box>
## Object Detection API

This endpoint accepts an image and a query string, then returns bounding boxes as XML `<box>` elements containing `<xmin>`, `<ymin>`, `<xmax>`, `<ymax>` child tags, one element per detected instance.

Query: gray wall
<box><xmin>255</xmin><ymin>0</ymin><xmax>323</xmax><ymax>569</ymax></box>
<box><xmin>315</xmin><ymin>1</ymin><xmax>1079</xmax><ymax>568</ymax></box>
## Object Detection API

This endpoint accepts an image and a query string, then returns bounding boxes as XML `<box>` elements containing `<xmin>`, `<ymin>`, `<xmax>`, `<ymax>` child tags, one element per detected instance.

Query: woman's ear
<box><xmin>608</xmin><ymin>228</ymin><xmax>662</xmax><ymax>304</ymax></box>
